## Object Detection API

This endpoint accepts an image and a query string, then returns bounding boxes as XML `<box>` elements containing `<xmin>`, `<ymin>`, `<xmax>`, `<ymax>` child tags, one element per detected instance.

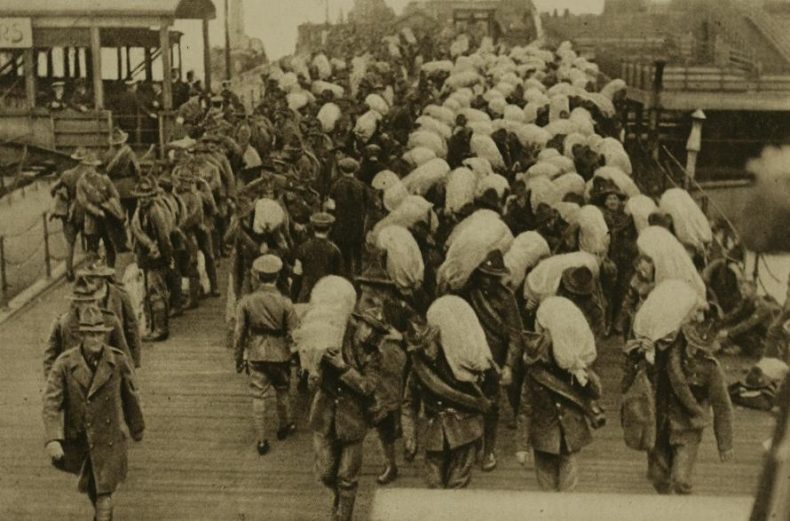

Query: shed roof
<box><xmin>0</xmin><ymin>0</ymin><xmax>216</xmax><ymax>20</ymax></box>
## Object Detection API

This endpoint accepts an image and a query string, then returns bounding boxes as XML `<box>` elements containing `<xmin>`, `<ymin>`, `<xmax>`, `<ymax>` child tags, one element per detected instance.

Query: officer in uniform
<box><xmin>44</xmin><ymin>281</ymin><xmax>132</xmax><ymax>379</ymax></box>
<box><xmin>234</xmin><ymin>254</ymin><xmax>298</xmax><ymax>455</ymax></box>
<box><xmin>309</xmin><ymin>305</ymin><xmax>387</xmax><ymax>521</ymax></box>
<box><xmin>292</xmin><ymin>212</ymin><xmax>343</xmax><ymax>303</ymax></box>
<box><xmin>130</xmin><ymin>176</ymin><xmax>173</xmax><ymax>342</ymax></box>
<box><xmin>50</xmin><ymin>147</ymin><xmax>91</xmax><ymax>281</ymax></box>
<box><xmin>462</xmin><ymin>249</ymin><xmax>526</xmax><ymax>472</ymax></box>
<box><xmin>43</xmin><ymin>306</ymin><xmax>144</xmax><ymax>521</ymax></box>
<box><xmin>77</xmin><ymin>259</ymin><xmax>142</xmax><ymax>369</ymax></box>
<box><xmin>329</xmin><ymin>158</ymin><xmax>371</xmax><ymax>276</ymax></box>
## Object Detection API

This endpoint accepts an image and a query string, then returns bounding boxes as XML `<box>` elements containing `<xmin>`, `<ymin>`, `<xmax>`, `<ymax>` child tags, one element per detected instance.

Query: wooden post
<box><xmin>224</xmin><ymin>0</ymin><xmax>232</xmax><ymax>81</ymax></box>
<box><xmin>116</xmin><ymin>47</ymin><xmax>123</xmax><ymax>79</ymax></box>
<box><xmin>90</xmin><ymin>26</ymin><xmax>104</xmax><ymax>110</ymax></box>
<box><xmin>685</xmin><ymin>109</ymin><xmax>706</xmax><ymax>189</ymax></box>
<box><xmin>46</xmin><ymin>49</ymin><xmax>53</xmax><ymax>78</ymax></box>
<box><xmin>42</xmin><ymin>213</ymin><xmax>51</xmax><ymax>279</ymax></box>
<box><xmin>160</xmin><ymin>25</ymin><xmax>173</xmax><ymax>110</ymax></box>
<box><xmin>126</xmin><ymin>46</ymin><xmax>132</xmax><ymax>79</ymax></box>
<box><xmin>0</xmin><ymin>235</ymin><xmax>7</xmax><ymax>307</ymax></box>
<box><xmin>144</xmin><ymin>48</ymin><xmax>153</xmax><ymax>81</ymax></box>
<box><xmin>23</xmin><ymin>49</ymin><xmax>36</xmax><ymax>110</ymax></box>
<box><xmin>202</xmin><ymin>18</ymin><xmax>212</xmax><ymax>93</ymax></box>
<box><xmin>63</xmin><ymin>47</ymin><xmax>71</xmax><ymax>78</ymax></box>
<box><xmin>177</xmin><ymin>41</ymin><xmax>183</xmax><ymax>79</ymax></box>
<box><xmin>75</xmin><ymin>48</ymin><xmax>82</xmax><ymax>78</ymax></box>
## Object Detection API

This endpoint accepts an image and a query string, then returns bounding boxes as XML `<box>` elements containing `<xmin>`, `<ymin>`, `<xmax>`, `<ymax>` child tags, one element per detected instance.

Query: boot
<box><xmin>336</xmin><ymin>489</ymin><xmax>356</xmax><ymax>521</ymax></box>
<box><xmin>185</xmin><ymin>276</ymin><xmax>201</xmax><ymax>310</ymax></box>
<box><xmin>143</xmin><ymin>306</ymin><xmax>169</xmax><ymax>342</ymax></box>
<box><xmin>377</xmin><ymin>442</ymin><xmax>398</xmax><ymax>485</ymax></box>
<box><xmin>206</xmin><ymin>258</ymin><xmax>220</xmax><ymax>297</ymax></box>
<box><xmin>94</xmin><ymin>495</ymin><xmax>113</xmax><ymax>521</ymax></box>
<box><xmin>481</xmin><ymin>412</ymin><xmax>498</xmax><ymax>472</ymax></box>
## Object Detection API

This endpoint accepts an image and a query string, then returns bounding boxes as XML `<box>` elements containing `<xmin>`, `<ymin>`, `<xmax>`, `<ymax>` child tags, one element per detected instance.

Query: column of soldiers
<box><xmin>43</xmin><ymin>22</ymin><xmax>790</xmax><ymax>521</ymax></box>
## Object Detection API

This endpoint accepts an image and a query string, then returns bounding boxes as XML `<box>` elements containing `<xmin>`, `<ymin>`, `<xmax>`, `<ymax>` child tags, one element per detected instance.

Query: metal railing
<box><xmin>0</xmin><ymin>181</ymin><xmax>84</xmax><ymax>308</ymax></box>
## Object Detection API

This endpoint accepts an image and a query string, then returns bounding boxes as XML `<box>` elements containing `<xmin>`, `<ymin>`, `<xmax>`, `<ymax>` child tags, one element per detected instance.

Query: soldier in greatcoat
<box><xmin>77</xmin><ymin>259</ymin><xmax>142</xmax><ymax>369</ymax></box>
<box><xmin>309</xmin><ymin>305</ymin><xmax>387</xmax><ymax>521</ymax></box>
<box><xmin>130</xmin><ymin>176</ymin><xmax>173</xmax><ymax>342</ymax></box>
<box><xmin>44</xmin><ymin>281</ymin><xmax>133</xmax><ymax>379</ymax></box>
<box><xmin>234</xmin><ymin>254</ymin><xmax>298</xmax><ymax>455</ymax></box>
<box><xmin>50</xmin><ymin>147</ymin><xmax>90</xmax><ymax>281</ymax></box>
<box><xmin>461</xmin><ymin>249</ymin><xmax>526</xmax><ymax>472</ymax></box>
<box><xmin>42</xmin><ymin>306</ymin><xmax>144</xmax><ymax>521</ymax></box>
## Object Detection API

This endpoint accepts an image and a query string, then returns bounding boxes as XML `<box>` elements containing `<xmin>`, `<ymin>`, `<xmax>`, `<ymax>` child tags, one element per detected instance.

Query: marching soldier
<box><xmin>75</xmin><ymin>150</ymin><xmax>127</xmax><ymax>268</ymax></box>
<box><xmin>402</xmin><ymin>323</ymin><xmax>492</xmax><ymax>489</ymax></box>
<box><xmin>50</xmin><ymin>147</ymin><xmax>91</xmax><ymax>281</ymax></box>
<box><xmin>329</xmin><ymin>158</ymin><xmax>372</xmax><ymax>276</ymax></box>
<box><xmin>233</xmin><ymin>254</ymin><xmax>298</xmax><ymax>455</ymax></box>
<box><xmin>310</xmin><ymin>305</ymin><xmax>387</xmax><ymax>521</ymax></box>
<box><xmin>77</xmin><ymin>259</ymin><xmax>142</xmax><ymax>369</ymax></box>
<box><xmin>461</xmin><ymin>249</ymin><xmax>526</xmax><ymax>471</ymax></box>
<box><xmin>43</xmin><ymin>305</ymin><xmax>144</xmax><ymax>521</ymax></box>
<box><xmin>104</xmin><ymin>127</ymin><xmax>141</xmax><ymax>219</ymax></box>
<box><xmin>44</xmin><ymin>281</ymin><xmax>132</xmax><ymax>378</ymax></box>
<box><xmin>292</xmin><ymin>212</ymin><xmax>343</xmax><ymax>303</ymax></box>
<box><xmin>130</xmin><ymin>176</ymin><xmax>173</xmax><ymax>342</ymax></box>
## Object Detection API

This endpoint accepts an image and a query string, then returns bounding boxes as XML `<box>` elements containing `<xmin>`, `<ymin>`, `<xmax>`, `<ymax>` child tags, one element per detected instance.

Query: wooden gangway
<box><xmin>0</xmin><ymin>264</ymin><xmax>774</xmax><ymax>520</ymax></box>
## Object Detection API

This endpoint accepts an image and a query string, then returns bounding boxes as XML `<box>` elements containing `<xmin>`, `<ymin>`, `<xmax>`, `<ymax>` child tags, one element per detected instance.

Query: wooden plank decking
<box><xmin>0</xmin><ymin>264</ymin><xmax>773</xmax><ymax>520</ymax></box>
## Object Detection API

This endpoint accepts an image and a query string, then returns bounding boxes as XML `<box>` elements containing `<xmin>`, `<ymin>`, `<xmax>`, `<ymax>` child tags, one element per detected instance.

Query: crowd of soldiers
<box><xmin>39</xmin><ymin>19</ymin><xmax>790</xmax><ymax>521</ymax></box>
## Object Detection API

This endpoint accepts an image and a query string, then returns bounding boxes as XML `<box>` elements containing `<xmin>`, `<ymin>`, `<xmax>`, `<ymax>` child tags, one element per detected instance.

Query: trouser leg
<box><xmin>423</xmin><ymin>449</ymin><xmax>446</xmax><ymax>489</ymax></box>
<box><xmin>647</xmin><ymin>434</ymin><xmax>673</xmax><ymax>494</ymax></box>
<box><xmin>445</xmin><ymin>441</ymin><xmax>477</xmax><ymax>489</ymax></box>
<box><xmin>274</xmin><ymin>387</ymin><xmax>291</xmax><ymax>428</ymax></box>
<box><xmin>671</xmin><ymin>439</ymin><xmax>700</xmax><ymax>495</ymax></box>
<box><xmin>482</xmin><ymin>371</ymin><xmax>500</xmax><ymax>459</ymax></box>
<box><xmin>249</xmin><ymin>365</ymin><xmax>273</xmax><ymax>442</ymax></box>
<box><xmin>313</xmin><ymin>432</ymin><xmax>341</xmax><ymax>519</ymax></box>
<box><xmin>94</xmin><ymin>494</ymin><xmax>113</xmax><ymax>521</ymax></box>
<box><xmin>62</xmin><ymin>221</ymin><xmax>78</xmax><ymax>279</ymax></box>
<box><xmin>144</xmin><ymin>268</ymin><xmax>169</xmax><ymax>341</ymax></box>
<box><xmin>556</xmin><ymin>452</ymin><xmax>579</xmax><ymax>492</ymax></box>
<box><xmin>336</xmin><ymin>441</ymin><xmax>363</xmax><ymax>521</ymax></box>
<box><xmin>534</xmin><ymin>450</ymin><xmax>561</xmax><ymax>491</ymax></box>
<box><xmin>196</xmin><ymin>228</ymin><xmax>219</xmax><ymax>294</ymax></box>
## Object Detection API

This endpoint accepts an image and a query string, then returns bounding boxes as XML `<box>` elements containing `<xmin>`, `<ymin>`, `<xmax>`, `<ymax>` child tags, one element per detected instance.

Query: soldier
<box><xmin>329</xmin><ymin>158</ymin><xmax>371</xmax><ymax>275</ymax></box>
<box><xmin>68</xmin><ymin>79</ymin><xmax>93</xmax><ymax>112</ymax></box>
<box><xmin>402</xmin><ymin>323</ymin><xmax>492</xmax><ymax>489</ymax></box>
<box><xmin>557</xmin><ymin>266</ymin><xmax>606</xmax><ymax>340</ymax></box>
<box><xmin>104</xmin><ymin>127</ymin><xmax>141</xmax><ymax>219</ymax></box>
<box><xmin>625</xmin><ymin>285</ymin><xmax>735</xmax><ymax>495</ymax></box>
<box><xmin>77</xmin><ymin>259</ymin><xmax>142</xmax><ymax>369</ymax></box>
<box><xmin>221</xmin><ymin>79</ymin><xmax>245</xmax><ymax>113</ymax></box>
<box><xmin>42</xmin><ymin>306</ymin><xmax>144</xmax><ymax>521</ymax></box>
<box><xmin>130</xmin><ymin>176</ymin><xmax>173</xmax><ymax>342</ymax></box>
<box><xmin>461</xmin><ymin>249</ymin><xmax>526</xmax><ymax>471</ymax></box>
<box><xmin>75</xmin><ymin>150</ymin><xmax>126</xmax><ymax>267</ymax></box>
<box><xmin>44</xmin><ymin>281</ymin><xmax>133</xmax><ymax>378</ymax></box>
<box><xmin>292</xmin><ymin>212</ymin><xmax>344</xmax><ymax>303</ymax></box>
<box><xmin>234</xmin><ymin>254</ymin><xmax>298</xmax><ymax>455</ymax></box>
<box><xmin>50</xmin><ymin>147</ymin><xmax>90</xmax><ymax>281</ymax></box>
<box><xmin>309</xmin><ymin>305</ymin><xmax>387</xmax><ymax>521</ymax></box>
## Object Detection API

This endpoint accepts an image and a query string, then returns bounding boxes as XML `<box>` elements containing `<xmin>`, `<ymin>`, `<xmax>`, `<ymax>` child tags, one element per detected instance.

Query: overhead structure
<box><xmin>0</xmin><ymin>0</ymin><xmax>216</xmax><ymax>154</ymax></box>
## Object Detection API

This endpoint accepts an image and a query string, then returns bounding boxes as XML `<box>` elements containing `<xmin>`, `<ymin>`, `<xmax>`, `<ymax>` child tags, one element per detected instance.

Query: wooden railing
<box><xmin>621</xmin><ymin>62</ymin><xmax>790</xmax><ymax>92</ymax></box>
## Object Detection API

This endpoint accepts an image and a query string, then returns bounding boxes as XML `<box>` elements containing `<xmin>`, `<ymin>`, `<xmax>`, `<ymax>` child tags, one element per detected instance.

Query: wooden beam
<box><xmin>144</xmin><ymin>48</ymin><xmax>153</xmax><ymax>81</ymax></box>
<box><xmin>63</xmin><ymin>47</ymin><xmax>71</xmax><ymax>78</ymax></box>
<box><xmin>23</xmin><ymin>49</ymin><xmax>36</xmax><ymax>110</ymax></box>
<box><xmin>126</xmin><ymin>47</ymin><xmax>132</xmax><ymax>79</ymax></box>
<box><xmin>90</xmin><ymin>26</ymin><xmax>104</xmax><ymax>110</ymax></box>
<box><xmin>202</xmin><ymin>18</ymin><xmax>211</xmax><ymax>93</ymax></box>
<box><xmin>116</xmin><ymin>47</ymin><xmax>123</xmax><ymax>80</ymax></box>
<box><xmin>160</xmin><ymin>26</ymin><xmax>173</xmax><ymax>111</ymax></box>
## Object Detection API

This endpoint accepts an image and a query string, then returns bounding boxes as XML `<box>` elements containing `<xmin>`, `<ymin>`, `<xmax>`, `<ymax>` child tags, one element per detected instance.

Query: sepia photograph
<box><xmin>0</xmin><ymin>0</ymin><xmax>787</xmax><ymax>519</ymax></box>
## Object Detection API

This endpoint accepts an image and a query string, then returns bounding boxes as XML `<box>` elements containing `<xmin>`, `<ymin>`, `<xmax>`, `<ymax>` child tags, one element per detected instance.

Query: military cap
<box><xmin>131</xmin><ymin>176</ymin><xmax>160</xmax><ymax>198</ymax></box>
<box><xmin>67</xmin><ymin>276</ymin><xmax>101</xmax><ymax>301</ymax></box>
<box><xmin>70</xmin><ymin>147</ymin><xmax>90</xmax><ymax>162</ymax></box>
<box><xmin>477</xmin><ymin>249</ymin><xmax>510</xmax><ymax>277</ymax></box>
<box><xmin>78</xmin><ymin>304</ymin><xmax>114</xmax><ymax>333</ymax></box>
<box><xmin>78</xmin><ymin>150</ymin><xmax>102</xmax><ymax>167</ymax></box>
<box><xmin>109</xmin><ymin>127</ymin><xmax>129</xmax><ymax>145</ymax></box>
<box><xmin>310</xmin><ymin>212</ymin><xmax>335</xmax><ymax>229</ymax></box>
<box><xmin>252</xmin><ymin>254</ymin><xmax>283</xmax><ymax>275</ymax></box>
<box><xmin>352</xmin><ymin>304</ymin><xmax>390</xmax><ymax>334</ymax></box>
<box><xmin>77</xmin><ymin>258</ymin><xmax>115</xmax><ymax>279</ymax></box>
<box><xmin>338</xmin><ymin>157</ymin><xmax>360</xmax><ymax>174</ymax></box>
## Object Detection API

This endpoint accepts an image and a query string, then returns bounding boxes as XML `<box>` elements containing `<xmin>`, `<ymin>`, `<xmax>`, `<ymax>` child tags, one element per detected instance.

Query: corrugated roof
<box><xmin>0</xmin><ymin>0</ymin><xmax>215</xmax><ymax>19</ymax></box>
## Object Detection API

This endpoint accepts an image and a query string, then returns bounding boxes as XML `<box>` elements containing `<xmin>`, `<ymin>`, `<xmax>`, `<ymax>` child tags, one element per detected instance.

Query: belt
<box><xmin>250</xmin><ymin>326</ymin><xmax>284</xmax><ymax>337</ymax></box>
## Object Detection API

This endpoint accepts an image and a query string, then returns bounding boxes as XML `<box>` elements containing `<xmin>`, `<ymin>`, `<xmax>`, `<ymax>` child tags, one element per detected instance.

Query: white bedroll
<box><xmin>370</xmin><ymin>489</ymin><xmax>754</xmax><ymax>521</ymax></box>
